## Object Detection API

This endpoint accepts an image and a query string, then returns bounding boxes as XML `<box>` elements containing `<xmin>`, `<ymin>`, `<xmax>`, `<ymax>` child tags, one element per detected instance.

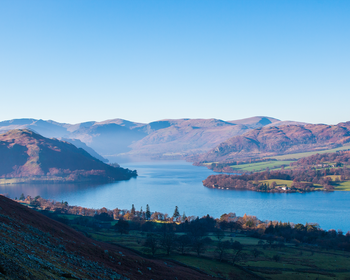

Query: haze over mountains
<box><xmin>2</xmin><ymin>116</ymin><xmax>349</xmax><ymax>164</ymax></box>
<box><xmin>0</xmin><ymin>129</ymin><xmax>136</xmax><ymax>183</ymax></box>
<box><xmin>0</xmin><ymin>116</ymin><xmax>303</xmax><ymax>161</ymax></box>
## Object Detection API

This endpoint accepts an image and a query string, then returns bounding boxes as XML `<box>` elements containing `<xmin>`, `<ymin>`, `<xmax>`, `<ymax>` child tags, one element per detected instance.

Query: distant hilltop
<box><xmin>0</xmin><ymin>116</ymin><xmax>308</xmax><ymax>161</ymax></box>
<box><xmin>1</xmin><ymin>117</ymin><xmax>349</xmax><ymax>163</ymax></box>
<box><xmin>0</xmin><ymin>129</ymin><xmax>137</xmax><ymax>184</ymax></box>
<box><xmin>195</xmin><ymin>121</ymin><xmax>350</xmax><ymax>162</ymax></box>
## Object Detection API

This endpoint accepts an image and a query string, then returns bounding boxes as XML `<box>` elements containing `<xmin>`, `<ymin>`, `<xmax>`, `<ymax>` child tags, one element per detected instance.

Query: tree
<box><xmin>230</xmin><ymin>241</ymin><xmax>243</xmax><ymax>264</ymax></box>
<box><xmin>252</xmin><ymin>248</ymin><xmax>263</xmax><ymax>258</ymax></box>
<box><xmin>146</xmin><ymin>204</ymin><xmax>151</xmax><ymax>220</ymax></box>
<box><xmin>94</xmin><ymin>212</ymin><xmax>113</xmax><ymax>221</ymax></box>
<box><xmin>143</xmin><ymin>233</ymin><xmax>159</xmax><ymax>256</ymax></box>
<box><xmin>216</xmin><ymin>240</ymin><xmax>231</xmax><ymax>261</ymax></box>
<box><xmin>273</xmin><ymin>254</ymin><xmax>281</xmax><ymax>262</ymax></box>
<box><xmin>245</xmin><ymin>220</ymin><xmax>254</xmax><ymax>228</ymax></box>
<box><xmin>271</xmin><ymin>181</ymin><xmax>277</xmax><ymax>189</ymax></box>
<box><xmin>173</xmin><ymin>206</ymin><xmax>180</xmax><ymax>220</ymax></box>
<box><xmin>131</xmin><ymin>204</ymin><xmax>136</xmax><ymax>215</ymax></box>
<box><xmin>19</xmin><ymin>193</ymin><xmax>25</xmax><ymax>201</ymax></box>
<box><xmin>161</xmin><ymin>233</ymin><xmax>176</xmax><ymax>255</ymax></box>
<box><xmin>228</xmin><ymin>221</ymin><xmax>241</xmax><ymax>232</ymax></box>
<box><xmin>192</xmin><ymin>238</ymin><xmax>208</xmax><ymax>256</ymax></box>
<box><xmin>140</xmin><ymin>206</ymin><xmax>145</xmax><ymax>219</ymax></box>
<box><xmin>267</xmin><ymin>236</ymin><xmax>275</xmax><ymax>246</ymax></box>
<box><xmin>115</xmin><ymin>217</ymin><xmax>129</xmax><ymax>235</ymax></box>
<box><xmin>214</xmin><ymin>229</ymin><xmax>225</xmax><ymax>242</ymax></box>
<box><xmin>176</xmin><ymin>234</ymin><xmax>191</xmax><ymax>254</ymax></box>
<box><xmin>182</xmin><ymin>212</ymin><xmax>187</xmax><ymax>222</ymax></box>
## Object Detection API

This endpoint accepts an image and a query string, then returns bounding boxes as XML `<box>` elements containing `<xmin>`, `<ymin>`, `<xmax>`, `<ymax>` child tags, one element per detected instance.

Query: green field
<box><xmin>334</xmin><ymin>180</ymin><xmax>350</xmax><ymax>191</ymax></box>
<box><xmin>269</xmin><ymin>144</ymin><xmax>350</xmax><ymax>160</ymax></box>
<box><xmin>231</xmin><ymin>160</ymin><xmax>294</xmax><ymax>172</ymax></box>
<box><xmin>68</xmin><ymin>223</ymin><xmax>350</xmax><ymax>280</ymax></box>
<box><xmin>260</xmin><ymin>179</ymin><xmax>294</xmax><ymax>188</ymax></box>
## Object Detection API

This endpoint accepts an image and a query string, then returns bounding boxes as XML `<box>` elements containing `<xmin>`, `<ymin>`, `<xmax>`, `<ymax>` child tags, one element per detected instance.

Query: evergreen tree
<box><xmin>146</xmin><ymin>204</ymin><xmax>151</xmax><ymax>220</ymax></box>
<box><xmin>131</xmin><ymin>204</ymin><xmax>136</xmax><ymax>215</ymax></box>
<box><xmin>139</xmin><ymin>206</ymin><xmax>143</xmax><ymax>218</ymax></box>
<box><xmin>182</xmin><ymin>212</ymin><xmax>187</xmax><ymax>222</ymax></box>
<box><xmin>173</xmin><ymin>206</ymin><xmax>180</xmax><ymax>219</ymax></box>
<box><xmin>19</xmin><ymin>193</ymin><xmax>25</xmax><ymax>201</ymax></box>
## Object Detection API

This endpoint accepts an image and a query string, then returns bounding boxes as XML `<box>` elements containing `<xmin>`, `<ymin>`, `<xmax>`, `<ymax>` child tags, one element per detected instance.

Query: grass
<box><xmin>166</xmin><ymin>255</ymin><xmax>243</xmax><ymax>278</ymax></box>
<box><xmin>60</xmin><ymin>218</ymin><xmax>350</xmax><ymax>280</ymax></box>
<box><xmin>260</xmin><ymin>179</ymin><xmax>323</xmax><ymax>189</ymax></box>
<box><xmin>260</xmin><ymin>179</ymin><xmax>294</xmax><ymax>188</ymax></box>
<box><xmin>230</xmin><ymin>160</ymin><xmax>295</xmax><ymax>172</ymax></box>
<box><xmin>318</xmin><ymin>175</ymin><xmax>350</xmax><ymax>191</ymax></box>
<box><xmin>334</xmin><ymin>181</ymin><xmax>350</xmax><ymax>191</ymax></box>
<box><xmin>269</xmin><ymin>144</ymin><xmax>350</xmax><ymax>160</ymax></box>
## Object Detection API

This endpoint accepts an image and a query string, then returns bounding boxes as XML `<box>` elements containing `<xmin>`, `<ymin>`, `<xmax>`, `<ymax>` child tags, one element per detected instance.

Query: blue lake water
<box><xmin>1</xmin><ymin>161</ymin><xmax>350</xmax><ymax>231</ymax></box>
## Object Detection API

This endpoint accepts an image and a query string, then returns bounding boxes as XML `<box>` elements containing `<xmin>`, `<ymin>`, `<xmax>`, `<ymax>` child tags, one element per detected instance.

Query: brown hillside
<box><xmin>128</xmin><ymin>117</ymin><xmax>280</xmax><ymax>158</ymax></box>
<box><xmin>0</xmin><ymin>195</ymin><xmax>212</xmax><ymax>279</ymax></box>
<box><xmin>198</xmin><ymin>123</ymin><xmax>350</xmax><ymax>162</ymax></box>
<box><xmin>0</xmin><ymin>116</ymin><xmax>282</xmax><ymax>160</ymax></box>
<box><xmin>0</xmin><ymin>129</ymin><xmax>136</xmax><ymax>183</ymax></box>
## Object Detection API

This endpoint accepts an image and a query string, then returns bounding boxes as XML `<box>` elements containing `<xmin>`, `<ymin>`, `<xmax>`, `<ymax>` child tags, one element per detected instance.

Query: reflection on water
<box><xmin>1</xmin><ymin>160</ymin><xmax>350</xmax><ymax>231</ymax></box>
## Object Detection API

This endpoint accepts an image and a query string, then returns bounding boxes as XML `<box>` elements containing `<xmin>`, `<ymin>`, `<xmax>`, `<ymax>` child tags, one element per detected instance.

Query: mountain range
<box><xmin>0</xmin><ymin>116</ymin><xmax>303</xmax><ymax>161</ymax></box>
<box><xmin>2</xmin><ymin>117</ymin><xmax>350</xmax><ymax>164</ymax></box>
<box><xmin>196</xmin><ymin>122</ymin><xmax>350</xmax><ymax>162</ymax></box>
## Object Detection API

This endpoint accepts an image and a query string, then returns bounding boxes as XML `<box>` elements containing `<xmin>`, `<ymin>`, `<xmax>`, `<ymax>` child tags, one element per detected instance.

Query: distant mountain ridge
<box><xmin>0</xmin><ymin>129</ymin><xmax>136</xmax><ymax>183</ymax></box>
<box><xmin>0</xmin><ymin>116</ymin><xmax>285</xmax><ymax>160</ymax></box>
<box><xmin>196</xmin><ymin>122</ymin><xmax>350</xmax><ymax>162</ymax></box>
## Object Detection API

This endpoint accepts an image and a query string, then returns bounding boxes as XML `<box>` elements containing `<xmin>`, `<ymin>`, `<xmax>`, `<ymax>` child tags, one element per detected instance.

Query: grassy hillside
<box><xmin>60</xmin><ymin>215</ymin><xmax>350</xmax><ymax>280</ymax></box>
<box><xmin>230</xmin><ymin>160</ymin><xmax>294</xmax><ymax>172</ymax></box>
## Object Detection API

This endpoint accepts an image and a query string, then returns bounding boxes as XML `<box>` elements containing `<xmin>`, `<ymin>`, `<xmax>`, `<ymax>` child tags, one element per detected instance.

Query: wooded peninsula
<box><xmin>202</xmin><ymin>150</ymin><xmax>350</xmax><ymax>193</ymax></box>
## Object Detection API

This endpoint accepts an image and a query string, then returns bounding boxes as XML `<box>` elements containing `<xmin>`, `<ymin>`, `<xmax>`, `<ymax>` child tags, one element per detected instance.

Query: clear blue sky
<box><xmin>0</xmin><ymin>0</ymin><xmax>349</xmax><ymax>124</ymax></box>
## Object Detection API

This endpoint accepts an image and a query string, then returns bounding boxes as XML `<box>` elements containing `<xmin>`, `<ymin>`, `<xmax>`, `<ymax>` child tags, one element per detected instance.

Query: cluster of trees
<box><xmin>203</xmin><ymin>164</ymin><xmax>350</xmax><ymax>192</ymax></box>
<box><xmin>292</xmin><ymin>150</ymin><xmax>350</xmax><ymax>167</ymax></box>
<box><xmin>256</xmin><ymin>221</ymin><xmax>350</xmax><ymax>251</ymax></box>
<box><xmin>17</xmin><ymin>195</ymin><xmax>350</xmax><ymax>253</ymax></box>
<box><xmin>142</xmin><ymin>219</ymin><xmax>244</xmax><ymax>263</ymax></box>
<box><xmin>17</xmin><ymin>195</ymin><xmax>185</xmax><ymax>223</ymax></box>
<box><xmin>74</xmin><ymin>211</ymin><xmax>350</xmax><ymax>254</ymax></box>
<box><xmin>194</xmin><ymin>158</ymin><xmax>278</xmax><ymax>173</ymax></box>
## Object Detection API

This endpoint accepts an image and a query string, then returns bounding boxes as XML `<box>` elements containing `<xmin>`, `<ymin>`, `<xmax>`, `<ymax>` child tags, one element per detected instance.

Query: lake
<box><xmin>1</xmin><ymin>161</ymin><xmax>350</xmax><ymax>231</ymax></box>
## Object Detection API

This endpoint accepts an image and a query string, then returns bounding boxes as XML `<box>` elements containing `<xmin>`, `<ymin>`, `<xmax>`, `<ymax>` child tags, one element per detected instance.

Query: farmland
<box><xmin>63</xmin><ymin>217</ymin><xmax>350</xmax><ymax>280</ymax></box>
<box><xmin>230</xmin><ymin>160</ymin><xmax>294</xmax><ymax>172</ymax></box>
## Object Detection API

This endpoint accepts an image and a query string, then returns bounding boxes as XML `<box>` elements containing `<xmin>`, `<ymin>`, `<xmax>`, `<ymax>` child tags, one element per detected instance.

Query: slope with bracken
<box><xmin>0</xmin><ymin>195</ymin><xmax>212</xmax><ymax>279</ymax></box>
<box><xmin>0</xmin><ymin>129</ymin><xmax>136</xmax><ymax>183</ymax></box>
<box><xmin>197</xmin><ymin>122</ymin><xmax>350</xmax><ymax>162</ymax></box>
